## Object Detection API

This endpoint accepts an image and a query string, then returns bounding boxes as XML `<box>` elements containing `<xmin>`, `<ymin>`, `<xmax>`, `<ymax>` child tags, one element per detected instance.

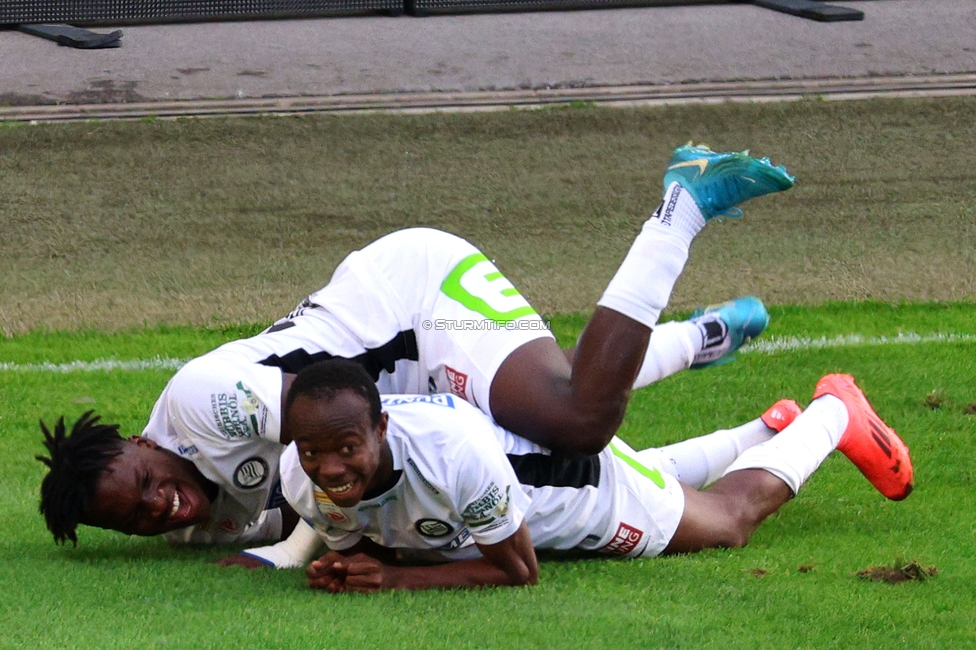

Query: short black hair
<box><xmin>36</xmin><ymin>411</ymin><xmax>124</xmax><ymax>546</ymax></box>
<box><xmin>286</xmin><ymin>359</ymin><xmax>382</xmax><ymax>426</ymax></box>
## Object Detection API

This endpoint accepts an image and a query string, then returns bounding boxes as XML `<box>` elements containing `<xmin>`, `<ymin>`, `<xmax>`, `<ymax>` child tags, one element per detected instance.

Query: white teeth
<box><xmin>169</xmin><ymin>491</ymin><xmax>180</xmax><ymax>517</ymax></box>
<box><xmin>329</xmin><ymin>483</ymin><xmax>353</xmax><ymax>494</ymax></box>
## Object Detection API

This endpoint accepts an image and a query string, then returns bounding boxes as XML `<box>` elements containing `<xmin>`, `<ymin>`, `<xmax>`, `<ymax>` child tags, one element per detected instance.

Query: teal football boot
<box><xmin>689</xmin><ymin>296</ymin><xmax>770</xmax><ymax>369</ymax></box>
<box><xmin>663</xmin><ymin>143</ymin><xmax>795</xmax><ymax>220</ymax></box>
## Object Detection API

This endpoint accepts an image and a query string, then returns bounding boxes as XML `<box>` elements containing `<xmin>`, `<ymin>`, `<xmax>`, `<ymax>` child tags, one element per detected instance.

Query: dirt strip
<box><xmin>3</xmin><ymin>74</ymin><xmax>976</xmax><ymax>123</ymax></box>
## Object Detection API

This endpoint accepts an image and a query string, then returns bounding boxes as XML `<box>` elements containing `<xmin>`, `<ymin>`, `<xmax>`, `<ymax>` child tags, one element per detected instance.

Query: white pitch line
<box><xmin>742</xmin><ymin>332</ymin><xmax>976</xmax><ymax>355</ymax></box>
<box><xmin>0</xmin><ymin>332</ymin><xmax>973</xmax><ymax>373</ymax></box>
<box><xmin>0</xmin><ymin>357</ymin><xmax>188</xmax><ymax>373</ymax></box>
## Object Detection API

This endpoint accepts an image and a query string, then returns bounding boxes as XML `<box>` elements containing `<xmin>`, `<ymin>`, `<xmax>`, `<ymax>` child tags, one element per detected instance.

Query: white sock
<box><xmin>639</xmin><ymin>417</ymin><xmax>778</xmax><ymax>489</ymax></box>
<box><xmin>597</xmin><ymin>183</ymin><xmax>706</xmax><ymax>329</ymax></box>
<box><xmin>722</xmin><ymin>395</ymin><xmax>849</xmax><ymax>494</ymax></box>
<box><xmin>633</xmin><ymin>308</ymin><xmax>741</xmax><ymax>388</ymax></box>
<box><xmin>633</xmin><ymin>320</ymin><xmax>699</xmax><ymax>389</ymax></box>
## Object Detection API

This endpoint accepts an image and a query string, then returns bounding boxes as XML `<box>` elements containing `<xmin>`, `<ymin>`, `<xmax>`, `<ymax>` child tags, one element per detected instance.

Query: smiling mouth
<box><xmin>327</xmin><ymin>482</ymin><xmax>354</xmax><ymax>496</ymax></box>
<box><xmin>169</xmin><ymin>490</ymin><xmax>181</xmax><ymax>518</ymax></box>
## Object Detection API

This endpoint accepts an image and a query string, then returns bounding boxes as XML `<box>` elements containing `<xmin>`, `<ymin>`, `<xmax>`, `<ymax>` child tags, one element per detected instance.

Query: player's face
<box><xmin>85</xmin><ymin>438</ymin><xmax>213</xmax><ymax>536</ymax></box>
<box><xmin>289</xmin><ymin>391</ymin><xmax>391</xmax><ymax>508</ymax></box>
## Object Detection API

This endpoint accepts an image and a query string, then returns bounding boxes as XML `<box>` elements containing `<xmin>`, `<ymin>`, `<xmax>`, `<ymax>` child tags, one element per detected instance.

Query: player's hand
<box><xmin>307</xmin><ymin>551</ymin><xmax>350</xmax><ymax>592</ymax></box>
<box><xmin>338</xmin><ymin>553</ymin><xmax>392</xmax><ymax>593</ymax></box>
<box><xmin>214</xmin><ymin>553</ymin><xmax>269</xmax><ymax>569</ymax></box>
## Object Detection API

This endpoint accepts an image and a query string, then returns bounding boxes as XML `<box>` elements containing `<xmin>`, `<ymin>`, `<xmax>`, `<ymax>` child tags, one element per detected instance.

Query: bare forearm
<box><xmin>310</xmin><ymin>521</ymin><xmax>539</xmax><ymax>593</ymax></box>
<box><xmin>313</xmin><ymin>529</ymin><xmax>539</xmax><ymax>593</ymax></box>
<box><xmin>384</xmin><ymin>557</ymin><xmax>536</xmax><ymax>591</ymax></box>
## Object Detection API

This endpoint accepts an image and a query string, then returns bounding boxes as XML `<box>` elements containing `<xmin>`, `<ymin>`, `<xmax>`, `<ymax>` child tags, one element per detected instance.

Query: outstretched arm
<box><xmin>216</xmin><ymin>508</ymin><xmax>313</xmax><ymax>569</ymax></box>
<box><xmin>306</xmin><ymin>522</ymin><xmax>538</xmax><ymax>593</ymax></box>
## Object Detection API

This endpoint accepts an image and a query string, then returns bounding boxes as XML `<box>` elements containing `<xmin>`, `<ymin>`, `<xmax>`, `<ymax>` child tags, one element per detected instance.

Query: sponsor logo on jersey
<box><xmin>444</xmin><ymin>365</ymin><xmax>469</xmax><ymax>399</ymax></box>
<box><xmin>209</xmin><ymin>382</ymin><xmax>266</xmax><ymax>440</ymax></box>
<box><xmin>440</xmin><ymin>253</ymin><xmax>537</xmax><ymax>325</ymax></box>
<box><xmin>313</xmin><ymin>488</ymin><xmax>349</xmax><ymax>523</ymax></box>
<box><xmin>285</xmin><ymin>297</ymin><xmax>316</xmax><ymax>321</ymax></box>
<box><xmin>233</xmin><ymin>457</ymin><xmax>269</xmax><ymax>489</ymax></box>
<box><xmin>601</xmin><ymin>522</ymin><xmax>644</xmax><ymax>556</ymax></box>
<box><xmin>218</xmin><ymin>518</ymin><xmax>240</xmax><ymax>534</ymax></box>
<box><xmin>441</xmin><ymin>528</ymin><xmax>471</xmax><ymax>550</ymax></box>
<box><xmin>236</xmin><ymin>381</ymin><xmax>264</xmax><ymax>433</ymax></box>
<box><xmin>381</xmin><ymin>394</ymin><xmax>456</xmax><ymax>408</ymax></box>
<box><xmin>462</xmin><ymin>483</ymin><xmax>510</xmax><ymax>528</ymax></box>
<box><xmin>476</xmin><ymin>518</ymin><xmax>511</xmax><ymax>534</ymax></box>
<box><xmin>496</xmin><ymin>487</ymin><xmax>511</xmax><ymax>516</ymax></box>
<box><xmin>313</xmin><ymin>487</ymin><xmax>334</xmax><ymax>505</ymax></box>
<box><xmin>237</xmin><ymin>382</ymin><xmax>260</xmax><ymax>413</ymax></box>
<box><xmin>211</xmin><ymin>391</ymin><xmax>251</xmax><ymax>439</ymax></box>
<box><xmin>176</xmin><ymin>444</ymin><xmax>199</xmax><ymax>456</ymax></box>
<box><xmin>406</xmin><ymin>457</ymin><xmax>440</xmax><ymax>495</ymax></box>
<box><xmin>415</xmin><ymin>518</ymin><xmax>454</xmax><ymax>538</ymax></box>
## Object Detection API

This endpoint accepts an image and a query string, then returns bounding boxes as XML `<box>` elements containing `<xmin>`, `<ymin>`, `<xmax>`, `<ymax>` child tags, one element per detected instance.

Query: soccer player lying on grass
<box><xmin>37</xmin><ymin>144</ymin><xmax>793</xmax><ymax>565</ymax></box>
<box><xmin>283</xmin><ymin>360</ymin><xmax>913</xmax><ymax>593</ymax></box>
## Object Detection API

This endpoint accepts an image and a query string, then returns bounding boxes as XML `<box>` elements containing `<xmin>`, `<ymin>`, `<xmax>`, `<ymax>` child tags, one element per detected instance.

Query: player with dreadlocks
<box><xmin>38</xmin><ymin>412</ymin><xmax>125</xmax><ymax>545</ymax></box>
<box><xmin>38</xmin><ymin>411</ymin><xmax>219</xmax><ymax>544</ymax></box>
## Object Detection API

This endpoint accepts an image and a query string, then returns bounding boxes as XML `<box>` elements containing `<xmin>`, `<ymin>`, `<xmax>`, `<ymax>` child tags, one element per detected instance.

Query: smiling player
<box><xmin>282</xmin><ymin>360</ymin><xmax>913</xmax><ymax>592</ymax></box>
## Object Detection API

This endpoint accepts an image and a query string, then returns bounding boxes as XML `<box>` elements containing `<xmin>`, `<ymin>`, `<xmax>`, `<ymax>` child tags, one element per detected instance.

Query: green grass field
<box><xmin>2</xmin><ymin>302</ymin><xmax>975</xmax><ymax>649</ymax></box>
<box><xmin>2</xmin><ymin>98</ymin><xmax>975</xmax><ymax>648</ymax></box>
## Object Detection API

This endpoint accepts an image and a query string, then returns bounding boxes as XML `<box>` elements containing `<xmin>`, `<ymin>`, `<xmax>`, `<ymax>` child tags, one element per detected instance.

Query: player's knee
<box><xmin>691</xmin><ymin>496</ymin><xmax>758</xmax><ymax>550</ymax></box>
<box><xmin>720</xmin><ymin>527</ymin><xmax>752</xmax><ymax>549</ymax></box>
<box><xmin>698</xmin><ymin>519</ymin><xmax>753</xmax><ymax>550</ymax></box>
<box><xmin>722</xmin><ymin>505</ymin><xmax>762</xmax><ymax>549</ymax></box>
<box><xmin>560</xmin><ymin>402</ymin><xmax>624</xmax><ymax>455</ymax></box>
<box><xmin>490</xmin><ymin>376</ymin><xmax>624</xmax><ymax>454</ymax></box>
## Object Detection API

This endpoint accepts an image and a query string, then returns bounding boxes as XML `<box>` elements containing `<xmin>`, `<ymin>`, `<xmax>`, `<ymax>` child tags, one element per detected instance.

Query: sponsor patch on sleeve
<box><xmin>461</xmin><ymin>484</ymin><xmax>511</xmax><ymax>528</ymax></box>
<box><xmin>209</xmin><ymin>381</ymin><xmax>268</xmax><ymax>439</ymax></box>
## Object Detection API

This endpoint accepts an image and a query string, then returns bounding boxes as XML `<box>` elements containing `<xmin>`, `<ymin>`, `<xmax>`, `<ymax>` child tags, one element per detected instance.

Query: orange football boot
<box><xmin>760</xmin><ymin>399</ymin><xmax>803</xmax><ymax>433</ymax></box>
<box><xmin>813</xmin><ymin>373</ymin><xmax>914</xmax><ymax>500</ymax></box>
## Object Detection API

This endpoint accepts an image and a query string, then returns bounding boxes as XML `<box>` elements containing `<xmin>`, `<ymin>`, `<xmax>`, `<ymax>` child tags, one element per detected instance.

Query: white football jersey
<box><xmin>146</xmin><ymin>353</ymin><xmax>287</xmax><ymax>544</ymax></box>
<box><xmin>144</xmin><ymin>228</ymin><xmax>553</xmax><ymax>544</ymax></box>
<box><xmin>282</xmin><ymin>395</ymin><xmax>685</xmax><ymax>561</ymax></box>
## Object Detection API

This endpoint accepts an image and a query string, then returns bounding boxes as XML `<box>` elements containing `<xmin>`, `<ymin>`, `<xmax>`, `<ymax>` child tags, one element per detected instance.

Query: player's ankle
<box><xmin>690</xmin><ymin>313</ymin><xmax>731</xmax><ymax>366</ymax></box>
<box><xmin>644</xmin><ymin>183</ymin><xmax>706</xmax><ymax>245</ymax></box>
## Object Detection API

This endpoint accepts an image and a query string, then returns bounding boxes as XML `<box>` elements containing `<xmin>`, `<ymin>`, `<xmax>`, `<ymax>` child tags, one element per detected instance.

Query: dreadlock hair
<box><xmin>286</xmin><ymin>359</ymin><xmax>382</xmax><ymax>426</ymax></box>
<box><xmin>36</xmin><ymin>410</ymin><xmax>125</xmax><ymax>546</ymax></box>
